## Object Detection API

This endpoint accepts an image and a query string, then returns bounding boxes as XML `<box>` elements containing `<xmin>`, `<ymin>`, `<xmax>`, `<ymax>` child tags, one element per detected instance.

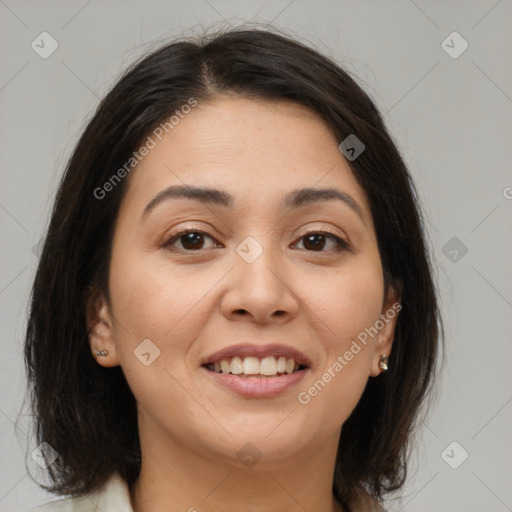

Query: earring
<box><xmin>379</xmin><ymin>354</ymin><xmax>388</xmax><ymax>371</ymax></box>
<box><xmin>94</xmin><ymin>349</ymin><xmax>108</xmax><ymax>357</ymax></box>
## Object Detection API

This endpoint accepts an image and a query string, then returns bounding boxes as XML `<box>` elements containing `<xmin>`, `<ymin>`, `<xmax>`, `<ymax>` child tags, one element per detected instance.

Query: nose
<box><xmin>220</xmin><ymin>241</ymin><xmax>299</xmax><ymax>324</ymax></box>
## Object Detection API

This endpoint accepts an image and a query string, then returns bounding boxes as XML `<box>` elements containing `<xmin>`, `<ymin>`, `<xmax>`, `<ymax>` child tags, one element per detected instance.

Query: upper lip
<box><xmin>200</xmin><ymin>343</ymin><xmax>312</xmax><ymax>368</ymax></box>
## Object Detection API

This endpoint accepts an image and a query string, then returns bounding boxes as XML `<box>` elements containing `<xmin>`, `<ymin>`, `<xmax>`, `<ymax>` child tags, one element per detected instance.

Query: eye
<box><xmin>163</xmin><ymin>230</ymin><xmax>220</xmax><ymax>251</ymax></box>
<box><xmin>163</xmin><ymin>229</ymin><xmax>348</xmax><ymax>253</ymax></box>
<box><xmin>293</xmin><ymin>230</ymin><xmax>348</xmax><ymax>252</ymax></box>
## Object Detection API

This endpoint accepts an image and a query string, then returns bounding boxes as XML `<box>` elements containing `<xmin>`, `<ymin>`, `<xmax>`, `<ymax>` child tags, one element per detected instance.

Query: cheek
<box><xmin>107</xmin><ymin>246</ymin><xmax>214</xmax><ymax>379</ymax></box>
<box><xmin>106</xmin><ymin>253</ymin><xmax>209</xmax><ymax>415</ymax></box>
<box><xmin>305</xmin><ymin>259</ymin><xmax>384</xmax><ymax>348</ymax></box>
<box><xmin>294</xmin><ymin>259</ymin><xmax>383</xmax><ymax>422</ymax></box>
<box><xmin>109</xmin><ymin>249</ymin><xmax>207</xmax><ymax>335</ymax></box>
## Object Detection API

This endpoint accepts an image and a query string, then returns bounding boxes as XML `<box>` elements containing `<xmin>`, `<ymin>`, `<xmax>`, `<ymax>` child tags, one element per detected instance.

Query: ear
<box><xmin>369</xmin><ymin>281</ymin><xmax>402</xmax><ymax>377</ymax></box>
<box><xmin>85</xmin><ymin>285</ymin><xmax>120</xmax><ymax>368</ymax></box>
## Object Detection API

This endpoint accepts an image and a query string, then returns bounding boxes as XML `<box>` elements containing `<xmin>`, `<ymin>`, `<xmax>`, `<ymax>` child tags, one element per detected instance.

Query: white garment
<box><xmin>27</xmin><ymin>473</ymin><xmax>132</xmax><ymax>512</ymax></box>
<box><xmin>28</xmin><ymin>472</ymin><xmax>386</xmax><ymax>511</ymax></box>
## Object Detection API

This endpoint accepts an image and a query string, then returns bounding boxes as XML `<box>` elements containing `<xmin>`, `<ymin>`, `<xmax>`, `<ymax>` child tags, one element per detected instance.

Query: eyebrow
<box><xmin>141</xmin><ymin>185</ymin><xmax>366</xmax><ymax>224</ymax></box>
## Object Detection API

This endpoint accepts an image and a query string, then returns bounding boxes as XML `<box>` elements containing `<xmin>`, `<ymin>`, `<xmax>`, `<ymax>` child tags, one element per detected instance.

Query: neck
<box><xmin>130</xmin><ymin>414</ymin><xmax>343</xmax><ymax>512</ymax></box>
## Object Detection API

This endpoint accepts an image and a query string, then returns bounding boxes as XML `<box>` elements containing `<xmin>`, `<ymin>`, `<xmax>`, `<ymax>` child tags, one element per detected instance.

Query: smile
<box><xmin>204</xmin><ymin>355</ymin><xmax>307</xmax><ymax>377</ymax></box>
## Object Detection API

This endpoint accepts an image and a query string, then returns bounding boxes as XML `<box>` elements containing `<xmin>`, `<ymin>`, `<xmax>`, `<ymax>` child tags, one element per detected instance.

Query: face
<box><xmin>89</xmin><ymin>96</ymin><xmax>399</xmax><ymax>468</ymax></box>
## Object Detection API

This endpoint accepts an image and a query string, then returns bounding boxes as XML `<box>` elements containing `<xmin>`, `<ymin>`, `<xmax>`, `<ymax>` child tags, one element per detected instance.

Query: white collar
<box><xmin>83</xmin><ymin>472</ymin><xmax>133</xmax><ymax>511</ymax></box>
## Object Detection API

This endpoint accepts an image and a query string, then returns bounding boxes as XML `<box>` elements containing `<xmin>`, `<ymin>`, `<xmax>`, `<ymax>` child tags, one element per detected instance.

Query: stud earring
<box><xmin>379</xmin><ymin>354</ymin><xmax>388</xmax><ymax>371</ymax></box>
<box><xmin>94</xmin><ymin>349</ymin><xmax>108</xmax><ymax>357</ymax></box>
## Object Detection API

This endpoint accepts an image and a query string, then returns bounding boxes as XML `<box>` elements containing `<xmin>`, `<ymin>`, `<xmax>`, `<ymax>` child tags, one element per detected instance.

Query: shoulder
<box><xmin>26</xmin><ymin>473</ymin><xmax>133</xmax><ymax>512</ymax></box>
<box><xmin>351</xmin><ymin>486</ymin><xmax>387</xmax><ymax>512</ymax></box>
<box><xmin>27</xmin><ymin>497</ymin><xmax>93</xmax><ymax>512</ymax></box>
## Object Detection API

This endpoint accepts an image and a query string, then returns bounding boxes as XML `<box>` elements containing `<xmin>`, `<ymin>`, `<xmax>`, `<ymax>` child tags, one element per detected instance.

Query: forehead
<box><xmin>121</xmin><ymin>96</ymin><xmax>371</xmax><ymax>217</ymax></box>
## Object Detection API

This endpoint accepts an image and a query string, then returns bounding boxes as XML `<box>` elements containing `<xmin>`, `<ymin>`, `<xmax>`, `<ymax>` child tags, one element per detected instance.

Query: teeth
<box><xmin>220</xmin><ymin>360</ymin><xmax>230</xmax><ymax>374</ymax></box>
<box><xmin>230</xmin><ymin>356</ymin><xmax>243</xmax><ymax>375</ymax></box>
<box><xmin>242</xmin><ymin>356</ymin><xmax>260</xmax><ymax>375</ymax></box>
<box><xmin>207</xmin><ymin>355</ymin><xmax>303</xmax><ymax>376</ymax></box>
<box><xmin>260</xmin><ymin>356</ymin><xmax>277</xmax><ymax>376</ymax></box>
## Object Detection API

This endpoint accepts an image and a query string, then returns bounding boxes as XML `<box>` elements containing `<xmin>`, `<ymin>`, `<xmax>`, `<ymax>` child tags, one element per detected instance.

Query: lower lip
<box><xmin>201</xmin><ymin>367</ymin><xmax>309</xmax><ymax>398</ymax></box>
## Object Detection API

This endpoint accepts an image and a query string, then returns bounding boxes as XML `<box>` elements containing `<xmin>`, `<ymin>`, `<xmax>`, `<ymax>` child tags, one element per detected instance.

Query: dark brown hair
<box><xmin>23</xmin><ymin>27</ymin><xmax>443</xmax><ymax>511</ymax></box>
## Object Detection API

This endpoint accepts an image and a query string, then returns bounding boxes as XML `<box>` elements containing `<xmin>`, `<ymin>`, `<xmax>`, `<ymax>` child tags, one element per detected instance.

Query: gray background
<box><xmin>1</xmin><ymin>1</ymin><xmax>511</xmax><ymax>510</ymax></box>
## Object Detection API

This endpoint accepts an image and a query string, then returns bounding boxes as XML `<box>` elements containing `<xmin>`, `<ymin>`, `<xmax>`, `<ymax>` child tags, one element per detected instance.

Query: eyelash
<box><xmin>163</xmin><ymin>229</ymin><xmax>349</xmax><ymax>253</ymax></box>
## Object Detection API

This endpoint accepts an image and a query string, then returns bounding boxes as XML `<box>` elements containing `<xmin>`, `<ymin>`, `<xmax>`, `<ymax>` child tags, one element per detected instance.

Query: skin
<box><xmin>88</xmin><ymin>96</ymin><xmax>400</xmax><ymax>512</ymax></box>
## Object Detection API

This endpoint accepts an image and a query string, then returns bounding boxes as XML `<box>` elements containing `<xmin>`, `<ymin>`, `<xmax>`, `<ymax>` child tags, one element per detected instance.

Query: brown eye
<box><xmin>294</xmin><ymin>231</ymin><xmax>348</xmax><ymax>252</ymax></box>
<box><xmin>164</xmin><ymin>231</ymin><xmax>218</xmax><ymax>251</ymax></box>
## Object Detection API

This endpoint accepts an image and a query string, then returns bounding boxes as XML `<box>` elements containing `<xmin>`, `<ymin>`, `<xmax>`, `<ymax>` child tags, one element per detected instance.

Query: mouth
<box><xmin>203</xmin><ymin>355</ymin><xmax>308</xmax><ymax>378</ymax></box>
<box><xmin>201</xmin><ymin>357</ymin><xmax>310</xmax><ymax>398</ymax></box>
<box><xmin>200</xmin><ymin>344</ymin><xmax>311</xmax><ymax>397</ymax></box>
<box><xmin>201</xmin><ymin>343</ymin><xmax>312</xmax><ymax>379</ymax></box>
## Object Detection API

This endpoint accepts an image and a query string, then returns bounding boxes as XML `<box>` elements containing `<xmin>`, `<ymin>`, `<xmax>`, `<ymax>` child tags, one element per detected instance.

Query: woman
<box><xmin>25</xmin><ymin>27</ymin><xmax>442</xmax><ymax>512</ymax></box>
